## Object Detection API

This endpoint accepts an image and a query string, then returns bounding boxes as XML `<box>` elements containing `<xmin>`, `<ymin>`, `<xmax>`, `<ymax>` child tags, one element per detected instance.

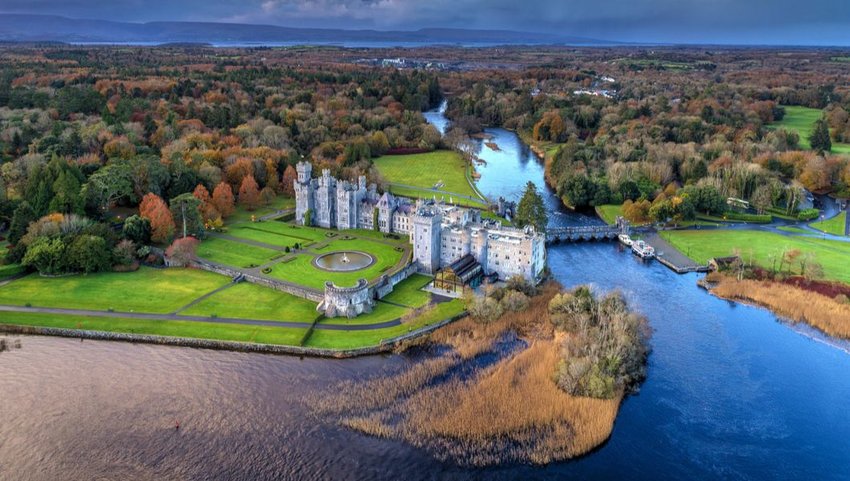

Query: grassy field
<box><xmin>268</xmin><ymin>237</ymin><xmax>405</xmax><ymax>289</ymax></box>
<box><xmin>769</xmin><ymin>106</ymin><xmax>850</xmax><ymax>153</ymax></box>
<box><xmin>374</xmin><ymin>151</ymin><xmax>485</xmax><ymax>203</ymax></box>
<box><xmin>0</xmin><ymin>267</ymin><xmax>229</xmax><ymax>313</ymax></box>
<box><xmin>181</xmin><ymin>282</ymin><xmax>321</xmax><ymax>322</ymax></box>
<box><xmin>381</xmin><ymin>274</ymin><xmax>433</xmax><ymax>307</ymax></box>
<box><xmin>660</xmin><ymin>229</ymin><xmax>850</xmax><ymax>283</ymax></box>
<box><xmin>811</xmin><ymin>211</ymin><xmax>847</xmax><ymax>236</ymax></box>
<box><xmin>0</xmin><ymin>311</ymin><xmax>308</xmax><ymax>345</ymax></box>
<box><xmin>305</xmin><ymin>299</ymin><xmax>465</xmax><ymax>349</ymax></box>
<box><xmin>196</xmin><ymin>237</ymin><xmax>281</xmax><ymax>268</ymax></box>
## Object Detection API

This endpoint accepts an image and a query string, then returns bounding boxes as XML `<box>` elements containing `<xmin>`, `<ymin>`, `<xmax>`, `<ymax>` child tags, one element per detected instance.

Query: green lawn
<box><xmin>267</xmin><ymin>237</ymin><xmax>405</xmax><ymax>290</ymax></box>
<box><xmin>181</xmin><ymin>282</ymin><xmax>321</xmax><ymax>322</ymax></box>
<box><xmin>811</xmin><ymin>212</ymin><xmax>847</xmax><ymax>236</ymax></box>
<box><xmin>226</xmin><ymin>225</ymin><xmax>310</xmax><ymax>249</ymax></box>
<box><xmin>660</xmin><ymin>229</ymin><xmax>850</xmax><ymax>283</ymax></box>
<box><xmin>305</xmin><ymin>299</ymin><xmax>465</xmax><ymax>349</ymax></box>
<box><xmin>0</xmin><ymin>311</ymin><xmax>308</xmax><ymax>346</ymax></box>
<box><xmin>227</xmin><ymin>196</ymin><xmax>295</xmax><ymax>224</ymax></box>
<box><xmin>196</xmin><ymin>237</ymin><xmax>281</xmax><ymax>268</ymax></box>
<box><xmin>0</xmin><ymin>267</ymin><xmax>229</xmax><ymax>313</ymax></box>
<box><xmin>596</xmin><ymin>204</ymin><xmax>624</xmax><ymax>225</ymax></box>
<box><xmin>374</xmin><ymin>151</ymin><xmax>485</xmax><ymax>203</ymax></box>
<box><xmin>381</xmin><ymin>274</ymin><xmax>432</xmax><ymax>307</ymax></box>
<box><xmin>769</xmin><ymin>106</ymin><xmax>850</xmax><ymax>153</ymax></box>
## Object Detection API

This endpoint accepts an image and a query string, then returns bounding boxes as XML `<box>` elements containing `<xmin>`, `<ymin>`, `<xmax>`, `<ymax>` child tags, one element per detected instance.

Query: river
<box><xmin>1</xmin><ymin>106</ymin><xmax>849</xmax><ymax>481</ymax></box>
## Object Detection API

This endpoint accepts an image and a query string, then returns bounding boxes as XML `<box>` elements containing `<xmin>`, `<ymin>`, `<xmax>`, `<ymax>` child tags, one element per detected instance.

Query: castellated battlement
<box><xmin>319</xmin><ymin>279</ymin><xmax>374</xmax><ymax>318</ymax></box>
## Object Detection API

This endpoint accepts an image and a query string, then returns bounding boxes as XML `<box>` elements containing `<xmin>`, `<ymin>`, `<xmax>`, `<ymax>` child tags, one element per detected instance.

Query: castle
<box><xmin>294</xmin><ymin>161</ymin><xmax>546</xmax><ymax>285</ymax></box>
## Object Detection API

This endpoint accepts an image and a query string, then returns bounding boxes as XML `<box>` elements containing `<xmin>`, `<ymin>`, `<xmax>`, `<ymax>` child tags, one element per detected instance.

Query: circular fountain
<box><xmin>313</xmin><ymin>251</ymin><xmax>375</xmax><ymax>272</ymax></box>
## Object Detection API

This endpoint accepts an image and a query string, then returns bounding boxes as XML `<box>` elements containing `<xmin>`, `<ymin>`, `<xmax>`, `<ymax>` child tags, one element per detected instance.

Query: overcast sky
<box><xmin>3</xmin><ymin>0</ymin><xmax>850</xmax><ymax>45</ymax></box>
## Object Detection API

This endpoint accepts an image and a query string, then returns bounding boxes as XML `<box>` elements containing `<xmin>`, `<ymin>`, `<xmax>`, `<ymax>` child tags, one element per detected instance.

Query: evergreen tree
<box><xmin>169</xmin><ymin>193</ymin><xmax>204</xmax><ymax>239</ymax></box>
<box><xmin>516</xmin><ymin>181</ymin><xmax>548</xmax><ymax>232</ymax></box>
<box><xmin>809</xmin><ymin>117</ymin><xmax>832</xmax><ymax>153</ymax></box>
<box><xmin>50</xmin><ymin>170</ymin><xmax>83</xmax><ymax>214</ymax></box>
<box><xmin>8</xmin><ymin>202</ymin><xmax>36</xmax><ymax>246</ymax></box>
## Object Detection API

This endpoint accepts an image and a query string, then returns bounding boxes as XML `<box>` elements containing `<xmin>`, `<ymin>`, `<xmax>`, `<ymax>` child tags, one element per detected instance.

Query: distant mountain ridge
<box><xmin>0</xmin><ymin>14</ymin><xmax>617</xmax><ymax>46</ymax></box>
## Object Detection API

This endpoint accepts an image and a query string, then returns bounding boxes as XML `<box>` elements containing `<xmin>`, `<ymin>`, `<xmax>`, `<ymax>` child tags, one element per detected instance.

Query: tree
<box><xmin>169</xmin><ymin>193</ymin><xmax>203</xmax><ymax>239</ymax></box>
<box><xmin>122</xmin><ymin>214</ymin><xmax>151</xmax><ymax>244</ymax></box>
<box><xmin>83</xmin><ymin>163</ymin><xmax>133</xmax><ymax>215</ymax></box>
<box><xmin>515</xmin><ymin>181</ymin><xmax>548</xmax><ymax>232</ymax></box>
<box><xmin>238</xmin><ymin>175</ymin><xmax>260</xmax><ymax>211</ymax></box>
<box><xmin>68</xmin><ymin>234</ymin><xmax>111</xmax><ymax>273</ymax></box>
<box><xmin>751</xmin><ymin>185</ymin><xmax>773</xmax><ymax>215</ymax></box>
<box><xmin>165</xmin><ymin>236</ymin><xmax>199</xmax><ymax>267</ymax></box>
<box><xmin>281</xmin><ymin>164</ymin><xmax>297</xmax><ymax>197</ymax></box>
<box><xmin>21</xmin><ymin>236</ymin><xmax>66</xmax><ymax>275</ymax></box>
<box><xmin>809</xmin><ymin>117</ymin><xmax>832</xmax><ymax>153</ymax></box>
<box><xmin>139</xmin><ymin>193</ymin><xmax>174</xmax><ymax>244</ymax></box>
<box><xmin>192</xmin><ymin>184</ymin><xmax>219</xmax><ymax>222</ymax></box>
<box><xmin>211</xmin><ymin>182</ymin><xmax>235</xmax><ymax>218</ymax></box>
<box><xmin>8</xmin><ymin>202</ymin><xmax>36</xmax><ymax>246</ymax></box>
<box><xmin>50</xmin><ymin>170</ymin><xmax>84</xmax><ymax>215</ymax></box>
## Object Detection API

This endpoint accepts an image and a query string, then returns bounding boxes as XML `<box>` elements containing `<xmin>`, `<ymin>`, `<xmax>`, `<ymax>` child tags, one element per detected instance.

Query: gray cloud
<box><xmin>2</xmin><ymin>0</ymin><xmax>850</xmax><ymax>44</ymax></box>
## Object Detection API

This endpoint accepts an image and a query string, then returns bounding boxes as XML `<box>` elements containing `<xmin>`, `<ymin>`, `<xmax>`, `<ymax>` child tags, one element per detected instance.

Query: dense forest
<box><xmin>442</xmin><ymin>48</ymin><xmax>850</xmax><ymax>223</ymax></box>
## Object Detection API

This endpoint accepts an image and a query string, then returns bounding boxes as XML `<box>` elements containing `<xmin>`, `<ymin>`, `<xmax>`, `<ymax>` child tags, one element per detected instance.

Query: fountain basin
<box><xmin>312</xmin><ymin>251</ymin><xmax>375</xmax><ymax>272</ymax></box>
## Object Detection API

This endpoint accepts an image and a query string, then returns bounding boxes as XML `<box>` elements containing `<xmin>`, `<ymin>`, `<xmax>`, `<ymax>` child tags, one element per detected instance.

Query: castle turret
<box><xmin>294</xmin><ymin>161</ymin><xmax>315</xmax><ymax>225</ymax></box>
<box><xmin>296</xmin><ymin>161</ymin><xmax>312</xmax><ymax>184</ymax></box>
<box><xmin>412</xmin><ymin>207</ymin><xmax>442</xmax><ymax>274</ymax></box>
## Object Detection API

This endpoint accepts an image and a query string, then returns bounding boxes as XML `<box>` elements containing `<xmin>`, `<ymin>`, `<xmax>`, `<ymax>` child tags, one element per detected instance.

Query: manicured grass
<box><xmin>181</xmin><ymin>282</ymin><xmax>321</xmax><ymax>322</ymax></box>
<box><xmin>777</xmin><ymin>226</ymin><xmax>809</xmax><ymax>234</ymax></box>
<box><xmin>374</xmin><ymin>151</ymin><xmax>485</xmax><ymax>202</ymax></box>
<box><xmin>0</xmin><ymin>311</ymin><xmax>308</xmax><ymax>346</ymax></box>
<box><xmin>196</xmin><ymin>237</ymin><xmax>280</xmax><ymax>268</ymax></box>
<box><xmin>386</xmin><ymin>185</ymin><xmax>487</xmax><ymax>207</ymax></box>
<box><xmin>596</xmin><ymin>204</ymin><xmax>624</xmax><ymax>225</ymax></box>
<box><xmin>811</xmin><ymin>212</ymin><xmax>847</xmax><ymax>236</ymax></box>
<box><xmin>226</xmin><ymin>225</ymin><xmax>309</xmax><ymax>248</ymax></box>
<box><xmin>0</xmin><ymin>263</ymin><xmax>24</xmax><ymax>279</ymax></box>
<box><xmin>0</xmin><ymin>267</ymin><xmax>229</xmax><ymax>313</ymax></box>
<box><xmin>769</xmin><ymin>106</ymin><xmax>850</xmax><ymax>153</ymax></box>
<box><xmin>660</xmin><ymin>229</ymin><xmax>850</xmax><ymax>283</ymax></box>
<box><xmin>267</xmin><ymin>237</ymin><xmax>405</xmax><ymax>290</ymax></box>
<box><xmin>227</xmin><ymin>196</ymin><xmax>295</xmax><ymax>224</ymax></box>
<box><xmin>305</xmin><ymin>299</ymin><xmax>466</xmax><ymax>349</ymax></box>
<box><xmin>381</xmin><ymin>274</ymin><xmax>432</xmax><ymax>307</ymax></box>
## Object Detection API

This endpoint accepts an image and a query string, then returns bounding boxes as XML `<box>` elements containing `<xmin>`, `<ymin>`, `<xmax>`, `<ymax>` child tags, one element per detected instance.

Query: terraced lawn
<box><xmin>227</xmin><ymin>196</ymin><xmax>295</xmax><ymax>224</ymax></box>
<box><xmin>381</xmin><ymin>274</ymin><xmax>433</xmax><ymax>307</ymax></box>
<box><xmin>660</xmin><ymin>229</ymin><xmax>850</xmax><ymax>283</ymax></box>
<box><xmin>196</xmin><ymin>237</ymin><xmax>281</xmax><ymax>268</ymax></box>
<box><xmin>0</xmin><ymin>267</ymin><xmax>229</xmax><ymax>313</ymax></box>
<box><xmin>267</xmin><ymin>237</ymin><xmax>405</xmax><ymax>290</ymax></box>
<box><xmin>181</xmin><ymin>282</ymin><xmax>321</xmax><ymax>322</ymax></box>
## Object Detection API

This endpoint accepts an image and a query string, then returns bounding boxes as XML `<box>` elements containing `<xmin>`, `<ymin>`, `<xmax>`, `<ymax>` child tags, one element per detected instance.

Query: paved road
<box><xmin>0</xmin><ymin>304</ymin><xmax>403</xmax><ymax>331</ymax></box>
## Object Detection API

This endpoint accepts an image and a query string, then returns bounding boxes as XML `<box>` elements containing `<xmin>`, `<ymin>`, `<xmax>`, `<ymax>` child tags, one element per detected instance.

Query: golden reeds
<box><xmin>711</xmin><ymin>277</ymin><xmax>850</xmax><ymax>339</ymax></box>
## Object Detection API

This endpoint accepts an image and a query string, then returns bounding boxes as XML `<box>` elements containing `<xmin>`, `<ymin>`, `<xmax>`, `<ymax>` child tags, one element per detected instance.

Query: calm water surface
<box><xmin>1</xmin><ymin>108</ymin><xmax>849</xmax><ymax>480</ymax></box>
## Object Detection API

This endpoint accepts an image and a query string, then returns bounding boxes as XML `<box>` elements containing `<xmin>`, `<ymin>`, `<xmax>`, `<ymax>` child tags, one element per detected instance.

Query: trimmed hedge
<box><xmin>797</xmin><ymin>208</ymin><xmax>820</xmax><ymax>221</ymax></box>
<box><xmin>724</xmin><ymin>211</ymin><xmax>772</xmax><ymax>223</ymax></box>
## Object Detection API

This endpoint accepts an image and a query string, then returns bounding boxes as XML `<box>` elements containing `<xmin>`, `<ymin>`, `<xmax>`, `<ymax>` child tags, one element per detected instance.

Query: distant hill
<box><xmin>0</xmin><ymin>14</ymin><xmax>617</xmax><ymax>46</ymax></box>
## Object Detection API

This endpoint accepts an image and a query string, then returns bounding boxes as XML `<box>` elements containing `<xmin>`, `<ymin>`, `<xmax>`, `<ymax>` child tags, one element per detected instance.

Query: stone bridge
<box><xmin>545</xmin><ymin>217</ymin><xmax>631</xmax><ymax>243</ymax></box>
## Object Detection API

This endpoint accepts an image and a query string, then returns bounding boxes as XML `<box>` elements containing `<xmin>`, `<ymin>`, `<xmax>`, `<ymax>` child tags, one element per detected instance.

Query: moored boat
<box><xmin>631</xmin><ymin>240</ymin><xmax>655</xmax><ymax>259</ymax></box>
<box><xmin>618</xmin><ymin>233</ymin><xmax>633</xmax><ymax>246</ymax></box>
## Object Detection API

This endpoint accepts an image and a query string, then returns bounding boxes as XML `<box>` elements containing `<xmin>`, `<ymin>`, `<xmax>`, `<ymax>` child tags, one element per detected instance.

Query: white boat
<box><xmin>618</xmin><ymin>234</ymin><xmax>633</xmax><ymax>246</ymax></box>
<box><xmin>631</xmin><ymin>240</ymin><xmax>655</xmax><ymax>259</ymax></box>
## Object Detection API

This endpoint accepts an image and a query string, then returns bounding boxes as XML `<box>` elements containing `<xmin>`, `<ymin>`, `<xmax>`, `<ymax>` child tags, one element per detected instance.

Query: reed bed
<box><xmin>711</xmin><ymin>277</ymin><xmax>850</xmax><ymax>340</ymax></box>
<box><xmin>311</xmin><ymin>282</ymin><xmax>625</xmax><ymax>466</ymax></box>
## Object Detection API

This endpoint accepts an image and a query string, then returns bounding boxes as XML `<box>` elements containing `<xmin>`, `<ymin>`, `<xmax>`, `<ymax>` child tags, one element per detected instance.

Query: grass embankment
<box><xmin>313</xmin><ymin>283</ymin><xmax>631</xmax><ymax>466</ymax></box>
<box><xmin>0</xmin><ymin>311</ymin><xmax>309</xmax><ymax>345</ymax></box>
<box><xmin>709</xmin><ymin>275</ymin><xmax>850</xmax><ymax>340</ymax></box>
<box><xmin>768</xmin><ymin>106</ymin><xmax>850</xmax><ymax>153</ymax></box>
<box><xmin>196</xmin><ymin>237</ymin><xmax>281</xmax><ymax>268</ymax></box>
<box><xmin>660</xmin><ymin>229</ymin><xmax>850</xmax><ymax>283</ymax></box>
<box><xmin>181</xmin><ymin>282</ymin><xmax>321</xmax><ymax>322</ymax></box>
<box><xmin>374</xmin><ymin>151</ymin><xmax>486</xmax><ymax>206</ymax></box>
<box><xmin>596</xmin><ymin>204</ymin><xmax>624</xmax><ymax>225</ymax></box>
<box><xmin>811</xmin><ymin>211</ymin><xmax>847</xmax><ymax>236</ymax></box>
<box><xmin>0</xmin><ymin>267</ymin><xmax>228</xmax><ymax>313</ymax></box>
<box><xmin>227</xmin><ymin>196</ymin><xmax>295</xmax><ymax>224</ymax></box>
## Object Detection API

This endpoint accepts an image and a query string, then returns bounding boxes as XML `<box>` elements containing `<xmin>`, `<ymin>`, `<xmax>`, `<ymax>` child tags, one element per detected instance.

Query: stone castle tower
<box><xmin>294</xmin><ymin>161</ymin><xmax>314</xmax><ymax>225</ymax></box>
<box><xmin>412</xmin><ymin>206</ymin><xmax>442</xmax><ymax>274</ymax></box>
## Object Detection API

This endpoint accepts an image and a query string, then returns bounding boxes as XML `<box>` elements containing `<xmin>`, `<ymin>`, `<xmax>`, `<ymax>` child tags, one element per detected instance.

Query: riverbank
<box><xmin>705</xmin><ymin>274</ymin><xmax>850</xmax><ymax>340</ymax></box>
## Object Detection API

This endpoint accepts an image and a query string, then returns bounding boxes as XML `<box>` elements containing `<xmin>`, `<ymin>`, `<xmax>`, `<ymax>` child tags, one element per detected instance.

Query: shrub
<box><xmin>501</xmin><ymin>290</ymin><xmax>530</xmax><ymax>312</ymax></box>
<box><xmin>797</xmin><ymin>208</ymin><xmax>820</xmax><ymax>221</ymax></box>
<box><xmin>468</xmin><ymin>295</ymin><xmax>504</xmax><ymax>323</ymax></box>
<box><xmin>165</xmin><ymin>236</ymin><xmax>199</xmax><ymax>267</ymax></box>
<box><xmin>723</xmin><ymin>211</ymin><xmax>772</xmax><ymax>223</ymax></box>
